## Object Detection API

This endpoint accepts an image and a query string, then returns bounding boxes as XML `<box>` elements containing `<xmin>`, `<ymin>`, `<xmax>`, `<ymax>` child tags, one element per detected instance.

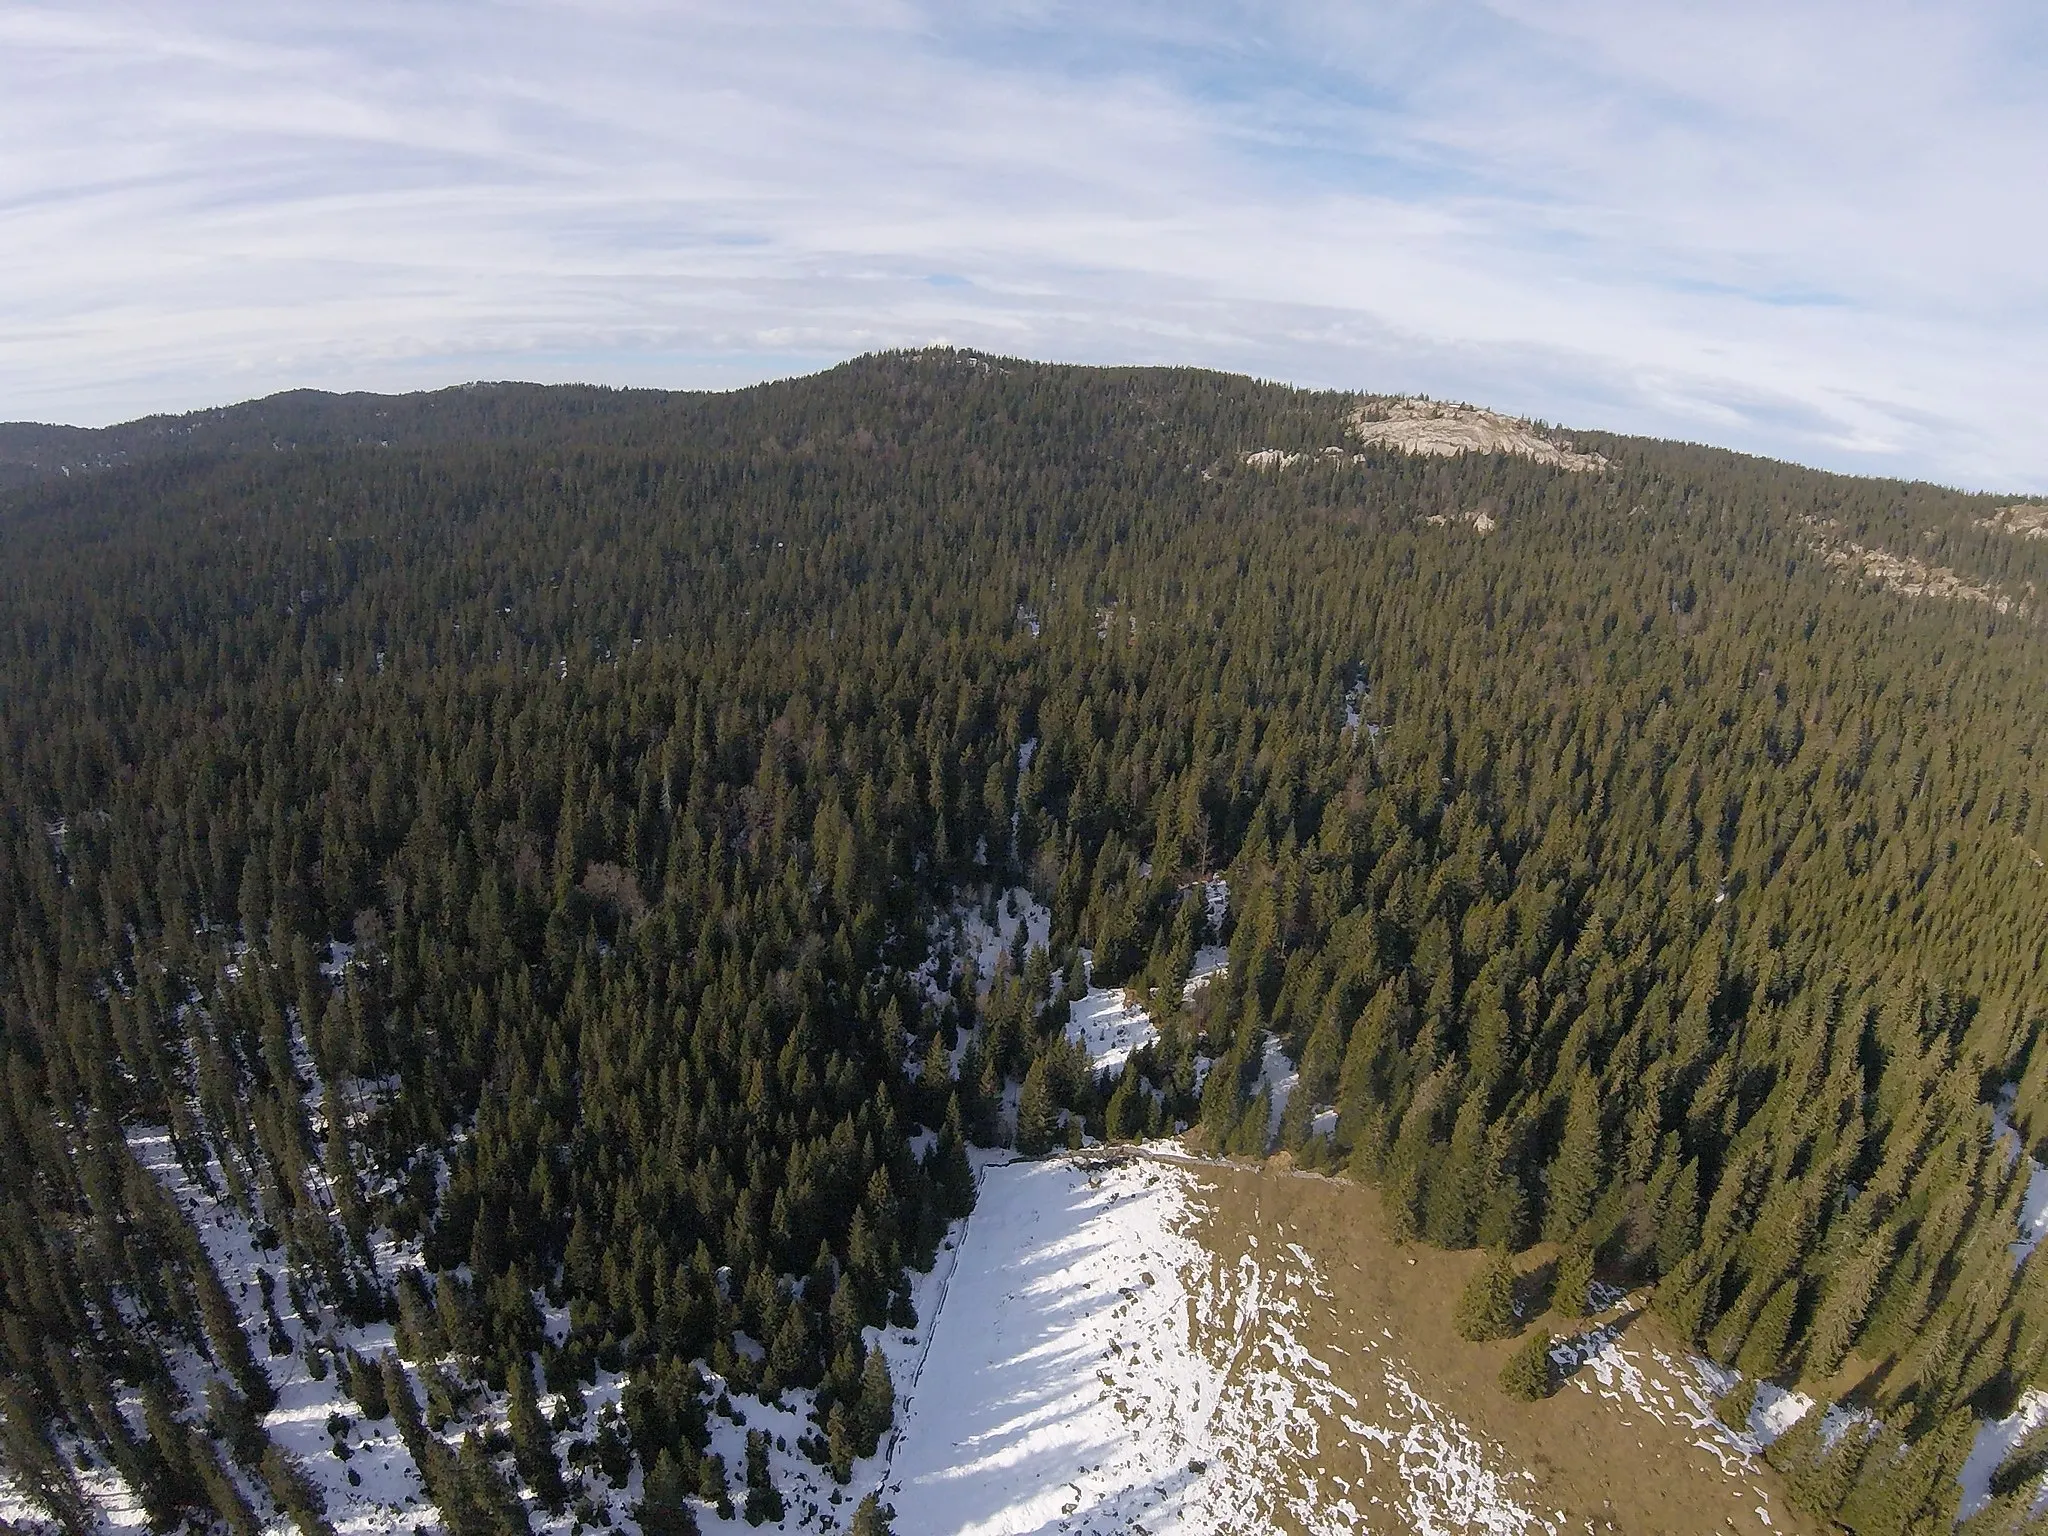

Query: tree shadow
<box><xmin>1546</xmin><ymin>1304</ymin><xmax>1648</xmax><ymax>1387</ymax></box>
<box><xmin>1515</xmin><ymin>1256</ymin><xmax>1556</xmax><ymax>1327</ymax></box>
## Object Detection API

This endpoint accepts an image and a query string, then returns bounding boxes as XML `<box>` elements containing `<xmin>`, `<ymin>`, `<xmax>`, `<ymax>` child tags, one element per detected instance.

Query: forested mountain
<box><xmin>3</xmin><ymin>349</ymin><xmax>2048</xmax><ymax>1535</ymax></box>
<box><xmin>0</xmin><ymin>383</ymin><xmax>673</xmax><ymax>493</ymax></box>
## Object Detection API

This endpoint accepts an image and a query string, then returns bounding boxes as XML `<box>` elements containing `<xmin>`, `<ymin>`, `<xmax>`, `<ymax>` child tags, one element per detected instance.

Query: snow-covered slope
<box><xmin>884</xmin><ymin>1158</ymin><xmax>1218</xmax><ymax>1533</ymax></box>
<box><xmin>883</xmin><ymin>1155</ymin><xmax>1568</xmax><ymax>1536</ymax></box>
<box><xmin>1063</xmin><ymin>985</ymin><xmax>1156</xmax><ymax>1074</ymax></box>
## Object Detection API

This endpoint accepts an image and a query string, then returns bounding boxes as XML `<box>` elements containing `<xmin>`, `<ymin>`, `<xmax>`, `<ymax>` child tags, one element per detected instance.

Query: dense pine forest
<box><xmin>4</xmin><ymin>349</ymin><xmax>2048</xmax><ymax>1534</ymax></box>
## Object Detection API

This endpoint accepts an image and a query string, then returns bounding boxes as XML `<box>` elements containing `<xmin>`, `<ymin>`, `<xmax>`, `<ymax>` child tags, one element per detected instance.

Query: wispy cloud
<box><xmin>1</xmin><ymin>1</ymin><xmax>2042</xmax><ymax>487</ymax></box>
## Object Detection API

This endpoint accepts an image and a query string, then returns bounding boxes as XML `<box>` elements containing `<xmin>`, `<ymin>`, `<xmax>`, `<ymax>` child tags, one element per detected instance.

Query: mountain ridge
<box><xmin>3</xmin><ymin>346</ymin><xmax>2048</xmax><ymax>1536</ymax></box>
<box><xmin>6</xmin><ymin>350</ymin><xmax>2043</xmax><ymax>504</ymax></box>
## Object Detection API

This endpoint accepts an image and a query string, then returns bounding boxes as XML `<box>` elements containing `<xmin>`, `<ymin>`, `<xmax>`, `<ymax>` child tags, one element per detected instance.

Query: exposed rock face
<box><xmin>1350</xmin><ymin>397</ymin><xmax>1607</xmax><ymax>472</ymax></box>
<box><xmin>1242</xmin><ymin>446</ymin><xmax>1355</xmax><ymax>470</ymax></box>
<box><xmin>1976</xmin><ymin>504</ymin><xmax>2048</xmax><ymax>539</ymax></box>
<box><xmin>1422</xmin><ymin>507</ymin><xmax>1500</xmax><ymax>534</ymax></box>
<box><xmin>1802</xmin><ymin>516</ymin><xmax>2027</xmax><ymax>613</ymax></box>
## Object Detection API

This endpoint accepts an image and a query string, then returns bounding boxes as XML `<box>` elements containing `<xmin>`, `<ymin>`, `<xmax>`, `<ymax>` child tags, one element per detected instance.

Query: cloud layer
<box><xmin>3</xmin><ymin>1</ymin><xmax>2043</xmax><ymax>488</ymax></box>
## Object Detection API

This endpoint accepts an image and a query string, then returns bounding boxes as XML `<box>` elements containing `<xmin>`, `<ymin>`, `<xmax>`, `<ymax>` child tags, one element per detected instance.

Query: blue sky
<box><xmin>3</xmin><ymin>1</ymin><xmax>2045</xmax><ymax>489</ymax></box>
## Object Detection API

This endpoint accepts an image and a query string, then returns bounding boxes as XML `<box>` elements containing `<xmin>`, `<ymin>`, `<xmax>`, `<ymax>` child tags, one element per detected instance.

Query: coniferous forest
<box><xmin>4</xmin><ymin>349</ymin><xmax>2048</xmax><ymax>1533</ymax></box>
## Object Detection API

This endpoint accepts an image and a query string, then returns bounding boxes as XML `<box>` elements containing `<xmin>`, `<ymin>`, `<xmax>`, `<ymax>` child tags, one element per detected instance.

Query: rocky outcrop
<box><xmin>1350</xmin><ymin>398</ymin><xmax>1607</xmax><ymax>472</ymax></box>
<box><xmin>1976</xmin><ymin>504</ymin><xmax>2048</xmax><ymax>539</ymax></box>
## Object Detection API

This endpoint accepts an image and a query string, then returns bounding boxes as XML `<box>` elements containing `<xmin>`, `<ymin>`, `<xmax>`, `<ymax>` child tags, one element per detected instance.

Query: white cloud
<box><xmin>0</xmin><ymin>0</ymin><xmax>2042</xmax><ymax>488</ymax></box>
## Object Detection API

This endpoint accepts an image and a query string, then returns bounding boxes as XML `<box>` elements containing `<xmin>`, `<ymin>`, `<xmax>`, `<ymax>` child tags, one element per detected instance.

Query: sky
<box><xmin>2</xmin><ymin>1</ymin><xmax>2045</xmax><ymax>490</ymax></box>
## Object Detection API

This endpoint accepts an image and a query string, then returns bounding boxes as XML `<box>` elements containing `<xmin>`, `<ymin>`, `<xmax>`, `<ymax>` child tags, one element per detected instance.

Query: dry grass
<box><xmin>1134</xmin><ymin>1149</ymin><xmax>1830</xmax><ymax>1535</ymax></box>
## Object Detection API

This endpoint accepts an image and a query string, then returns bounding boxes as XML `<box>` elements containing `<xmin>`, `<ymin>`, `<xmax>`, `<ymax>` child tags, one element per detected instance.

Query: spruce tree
<box><xmin>1805</xmin><ymin>1225</ymin><xmax>1894</xmax><ymax>1377</ymax></box>
<box><xmin>0</xmin><ymin>1380</ymin><xmax>89</xmax><ymax>1536</ymax></box>
<box><xmin>1734</xmin><ymin>1279</ymin><xmax>1800</xmax><ymax>1380</ymax></box>
<box><xmin>1499</xmin><ymin>1330</ymin><xmax>1553</xmax><ymax>1401</ymax></box>
<box><xmin>768</xmin><ymin>1301</ymin><xmax>818</xmax><ymax>1391</ymax></box>
<box><xmin>852</xmin><ymin>1492</ymin><xmax>897</xmax><ymax>1536</ymax></box>
<box><xmin>1549</xmin><ymin>1244</ymin><xmax>1595</xmax><ymax>1320</ymax></box>
<box><xmin>457</xmin><ymin>1431</ymin><xmax>532</xmax><ymax>1536</ymax></box>
<box><xmin>1454</xmin><ymin>1248</ymin><xmax>1520</xmax><ymax>1342</ymax></box>
<box><xmin>188</xmin><ymin>1430</ymin><xmax>261</xmax><ymax>1536</ymax></box>
<box><xmin>348</xmin><ymin>1351</ymin><xmax>389</xmax><ymax>1419</ymax></box>
<box><xmin>856</xmin><ymin>1345</ymin><xmax>896</xmax><ymax>1455</ymax></box>
<box><xmin>507</xmin><ymin>1357</ymin><xmax>566</xmax><ymax>1511</ymax></box>
<box><xmin>1104</xmin><ymin>1063</ymin><xmax>1140</xmax><ymax>1143</ymax></box>
<box><xmin>932</xmin><ymin>1094</ymin><xmax>976</xmax><ymax>1217</ymax></box>
<box><xmin>1543</xmin><ymin>1073</ymin><xmax>1603</xmax><ymax>1243</ymax></box>
<box><xmin>1655</xmin><ymin>1157</ymin><xmax>1702</xmax><ymax>1275</ymax></box>
<box><xmin>698</xmin><ymin>1451</ymin><xmax>733</xmax><ymax>1519</ymax></box>
<box><xmin>1474</xmin><ymin>1175</ymin><xmax>1529</xmax><ymax>1252</ymax></box>
<box><xmin>259</xmin><ymin>1444</ymin><xmax>335</xmax><ymax>1536</ymax></box>
<box><xmin>382</xmin><ymin>1352</ymin><xmax>430</xmax><ymax>1468</ymax></box>
<box><xmin>743</xmin><ymin>1427</ymin><xmax>784</xmax><ymax>1525</ymax></box>
<box><xmin>1714</xmin><ymin>1379</ymin><xmax>1757</xmax><ymax>1433</ymax></box>
<box><xmin>1015</xmin><ymin>1055</ymin><xmax>1056</xmax><ymax>1156</ymax></box>
<box><xmin>640</xmin><ymin>1449</ymin><xmax>701</xmax><ymax>1536</ymax></box>
<box><xmin>827</xmin><ymin>1400</ymin><xmax>855</xmax><ymax>1483</ymax></box>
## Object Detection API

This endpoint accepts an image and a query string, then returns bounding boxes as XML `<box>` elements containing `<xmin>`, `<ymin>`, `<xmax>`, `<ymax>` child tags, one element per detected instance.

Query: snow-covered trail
<box><xmin>875</xmin><ymin>1161</ymin><xmax>991</xmax><ymax>1478</ymax></box>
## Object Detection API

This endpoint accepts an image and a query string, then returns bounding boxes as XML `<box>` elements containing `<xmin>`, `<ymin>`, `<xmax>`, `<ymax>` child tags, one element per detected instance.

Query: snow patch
<box><xmin>1536</xmin><ymin>1323</ymin><xmax>1796</xmax><ymax>1519</ymax></box>
<box><xmin>923</xmin><ymin>887</ymin><xmax>1052</xmax><ymax>1001</ymax></box>
<box><xmin>1066</xmin><ymin>985</ymin><xmax>1158</xmax><ymax>1075</ymax></box>
<box><xmin>1993</xmin><ymin>1085</ymin><xmax>2048</xmax><ymax>1264</ymax></box>
<box><xmin>1185</xmin><ymin>946</ymin><xmax>1229</xmax><ymax>994</ymax></box>
<box><xmin>1958</xmin><ymin>1388</ymin><xmax>2048</xmax><ymax>1519</ymax></box>
<box><xmin>1256</xmin><ymin>1035</ymin><xmax>1298</xmax><ymax>1146</ymax></box>
<box><xmin>1342</xmin><ymin>1371</ymin><xmax>1559</xmax><ymax>1536</ymax></box>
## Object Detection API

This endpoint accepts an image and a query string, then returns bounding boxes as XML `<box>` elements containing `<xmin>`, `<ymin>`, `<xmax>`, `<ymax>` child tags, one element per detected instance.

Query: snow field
<box><xmin>883</xmin><ymin>1154</ymin><xmax>1569</xmax><ymax>1536</ymax></box>
<box><xmin>882</xmin><ymin>1157</ymin><xmax>1224</xmax><ymax>1535</ymax></box>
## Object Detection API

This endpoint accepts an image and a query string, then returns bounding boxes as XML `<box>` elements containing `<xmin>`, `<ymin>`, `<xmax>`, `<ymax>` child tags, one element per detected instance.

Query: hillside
<box><xmin>0</xmin><ymin>385</ymin><xmax>673</xmax><ymax>493</ymax></box>
<box><xmin>3</xmin><ymin>349</ymin><xmax>2048</xmax><ymax>1534</ymax></box>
